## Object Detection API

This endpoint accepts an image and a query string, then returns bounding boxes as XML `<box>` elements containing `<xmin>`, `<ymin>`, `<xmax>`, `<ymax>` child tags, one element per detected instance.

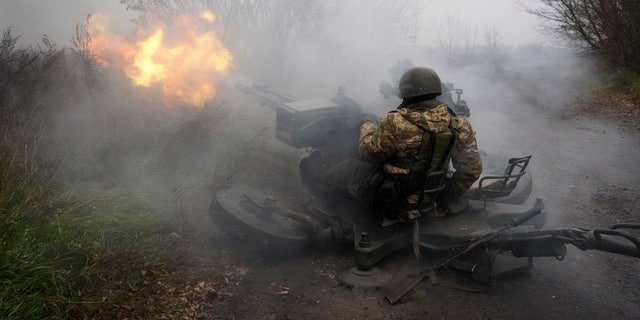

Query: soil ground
<box><xmin>109</xmin><ymin>79</ymin><xmax>640</xmax><ymax>319</ymax></box>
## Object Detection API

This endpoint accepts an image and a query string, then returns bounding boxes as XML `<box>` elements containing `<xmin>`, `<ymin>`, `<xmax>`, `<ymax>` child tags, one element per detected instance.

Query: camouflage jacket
<box><xmin>359</xmin><ymin>103</ymin><xmax>482</xmax><ymax>198</ymax></box>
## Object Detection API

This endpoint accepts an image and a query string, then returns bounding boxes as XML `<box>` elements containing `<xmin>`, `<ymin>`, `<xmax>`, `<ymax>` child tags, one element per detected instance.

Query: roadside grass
<box><xmin>0</xmin><ymin>181</ymin><xmax>183</xmax><ymax>319</ymax></box>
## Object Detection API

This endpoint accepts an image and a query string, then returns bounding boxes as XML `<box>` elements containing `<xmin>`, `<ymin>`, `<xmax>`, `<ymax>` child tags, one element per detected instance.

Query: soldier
<box><xmin>359</xmin><ymin>67</ymin><xmax>482</xmax><ymax>222</ymax></box>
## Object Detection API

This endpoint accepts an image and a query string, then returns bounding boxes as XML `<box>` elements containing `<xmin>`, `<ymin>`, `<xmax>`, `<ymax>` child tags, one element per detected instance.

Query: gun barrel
<box><xmin>234</xmin><ymin>83</ymin><xmax>295</xmax><ymax>110</ymax></box>
<box><xmin>493</xmin><ymin>225</ymin><xmax>640</xmax><ymax>259</ymax></box>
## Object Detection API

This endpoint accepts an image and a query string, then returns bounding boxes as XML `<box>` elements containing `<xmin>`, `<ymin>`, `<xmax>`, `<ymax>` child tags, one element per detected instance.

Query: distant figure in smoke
<box><xmin>322</xmin><ymin>67</ymin><xmax>482</xmax><ymax>223</ymax></box>
<box><xmin>378</xmin><ymin>59</ymin><xmax>414</xmax><ymax>100</ymax></box>
<box><xmin>370</xmin><ymin>59</ymin><xmax>470</xmax><ymax>117</ymax></box>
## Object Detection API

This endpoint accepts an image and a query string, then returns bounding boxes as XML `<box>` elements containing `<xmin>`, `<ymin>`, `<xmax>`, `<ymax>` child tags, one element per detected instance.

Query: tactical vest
<box><xmin>392</xmin><ymin>107</ymin><xmax>460</xmax><ymax>175</ymax></box>
<box><xmin>374</xmin><ymin>106</ymin><xmax>460</xmax><ymax>217</ymax></box>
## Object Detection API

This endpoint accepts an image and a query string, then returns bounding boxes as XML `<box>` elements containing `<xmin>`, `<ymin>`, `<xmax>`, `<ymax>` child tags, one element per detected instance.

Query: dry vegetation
<box><xmin>586</xmin><ymin>87</ymin><xmax>640</xmax><ymax>123</ymax></box>
<box><xmin>529</xmin><ymin>0</ymin><xmax>640</xmax><ymax>74</ymax></box>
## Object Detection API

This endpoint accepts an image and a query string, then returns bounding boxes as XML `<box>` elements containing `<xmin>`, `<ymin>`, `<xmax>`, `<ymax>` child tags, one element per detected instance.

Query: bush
<box><xmin>529</xmin><ymin>0</ymin><xmax>640</xmax><ymax>74</ymax></box>
<box><xmin>610</xmin><ymin>70</ymin><xmax>640</xmax><ymax>105</ymax></box>
<box><xmin>0</xmin><ymin>27</ymin><xmax>63</xmax><ymax>252</ymax></box>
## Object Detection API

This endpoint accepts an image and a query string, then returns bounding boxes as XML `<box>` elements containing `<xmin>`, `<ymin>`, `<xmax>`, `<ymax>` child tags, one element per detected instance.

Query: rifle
<box><xmin>385</xmin><ymin>198</ymin><xmax>544</xmax><ymax>304</ymax></box>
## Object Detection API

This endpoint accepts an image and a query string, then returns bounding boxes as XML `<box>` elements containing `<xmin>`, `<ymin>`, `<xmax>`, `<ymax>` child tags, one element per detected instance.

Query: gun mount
<box><xmin>211</xmin><ymin>82</ymin><xmax>640</xmax><ymax>305</ymax></box>
<box><xmin>439</xmin><ymin>82</ymin><xmax>470</xmax><ymax>117</ymax></box>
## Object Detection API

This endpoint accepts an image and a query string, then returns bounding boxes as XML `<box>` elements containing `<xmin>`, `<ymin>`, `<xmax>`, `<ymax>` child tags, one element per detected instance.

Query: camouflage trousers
<box><xmin>321</xmin><ymin>158</ymin><xmax>382</xmax><ymax>206</ymax></box>
<box><xmin>323</xmin><ymin>159</ymin><xmax>458</xmax><ymax>219</ymax></box>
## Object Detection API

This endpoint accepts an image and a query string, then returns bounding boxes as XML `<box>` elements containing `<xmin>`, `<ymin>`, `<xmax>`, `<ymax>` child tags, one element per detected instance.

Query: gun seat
<box><xmin>473</xmin><ymin>156</ymin><xmax>531</xmax><ymax>207</ymax></box>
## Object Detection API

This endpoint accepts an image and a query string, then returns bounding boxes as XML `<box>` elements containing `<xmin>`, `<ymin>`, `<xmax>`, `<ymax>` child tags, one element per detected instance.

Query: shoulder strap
<box><xmin>416</xmin><ymin>114</ymin><xmax>459</xmax><ymax>210</ymax></box>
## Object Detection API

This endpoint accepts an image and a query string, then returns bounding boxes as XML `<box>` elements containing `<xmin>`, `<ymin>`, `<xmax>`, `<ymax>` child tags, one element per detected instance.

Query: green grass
<box><xmin>0</xmin><ymin>182</ymin><xmax>176</xmax><ymax>319</ymax></box>
<box><xmin>0</xmin><ymin>230</ymin><xmax>76</xmax><ymax>319</ymax></box>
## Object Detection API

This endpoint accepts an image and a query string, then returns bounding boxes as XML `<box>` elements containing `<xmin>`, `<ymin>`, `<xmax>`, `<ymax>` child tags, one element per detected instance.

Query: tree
<box><xmin>373</xmin><ymin>0</ymin><xmax>424</xmax><ymax>49</ymax></box>
<box><xmin>483</xmin><ymin>24</ymin><xmax>501</xmax><ymax>54</ymax></box>
<box><xmin>430</xmin><ymin>12</ymin><xmax>482</xmax><ymax>55</ymax></box>
<box><xmin>527</xmin><ymin>0</ymin><xmax>640</xmax><ymax>73</ymax></box>
<box><xmin>462</xmin><ymin>23</ymin><xmax>479</xmax><ymax>54</ymax></box>
<box><xmin>434</xmin><ymin>12</ymin><xmax>464</xmax><ymax>54</ymax></box>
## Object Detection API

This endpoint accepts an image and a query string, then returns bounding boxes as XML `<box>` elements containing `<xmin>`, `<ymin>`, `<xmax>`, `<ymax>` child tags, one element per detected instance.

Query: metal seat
<box><xmin>476</xmin><ymin>156</ymin><xmax>531</xmax><ymax>207</ymax></box>
<box><xmin>417</xmin><ymin>170</ymin><xmax>448</xmax><ymax>215</ymax></box>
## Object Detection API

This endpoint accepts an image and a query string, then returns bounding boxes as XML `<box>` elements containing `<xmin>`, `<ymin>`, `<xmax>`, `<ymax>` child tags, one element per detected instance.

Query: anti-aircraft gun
<box><xmin>234</xmin><ymin>83</ymin><xmax>364</xmax><ymax>168</ymax></box>
<box><xmin>211</xmin><ymin>83</ymin><xmax>640</xmax><ymax>305</ymax></box>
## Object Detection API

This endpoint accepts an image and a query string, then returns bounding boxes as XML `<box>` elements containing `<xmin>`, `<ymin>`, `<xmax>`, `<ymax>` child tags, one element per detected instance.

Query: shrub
<box><xmin>610</xmin><ymin>70</ymin><xmax>640</xmax><ymax>105</ymax></box>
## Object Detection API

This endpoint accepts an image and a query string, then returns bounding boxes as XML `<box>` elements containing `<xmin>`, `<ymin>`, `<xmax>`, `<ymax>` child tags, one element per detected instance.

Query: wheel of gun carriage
<box><xmin>209</xmin><ymin>185</ymin><xmax>313</xmax><ymax>255</ymax></box>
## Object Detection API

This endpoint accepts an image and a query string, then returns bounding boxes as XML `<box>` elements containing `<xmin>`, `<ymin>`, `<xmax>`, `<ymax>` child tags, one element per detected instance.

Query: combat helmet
<box><xmin>398</xmin><ymin>67</ymin><xmax>442</xmax><ymax>99</ymax></box>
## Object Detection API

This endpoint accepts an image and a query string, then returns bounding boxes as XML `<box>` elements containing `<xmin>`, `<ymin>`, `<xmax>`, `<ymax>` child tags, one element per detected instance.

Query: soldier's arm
<box><xmin>359</xmin><ymin>114</ymin><xmax>398</xmax><ymax>163</ymax></box>
<box><xmin>449</xmin><ymin>118</ymin><xmax>482</xmax><ymax>197</ymax></box>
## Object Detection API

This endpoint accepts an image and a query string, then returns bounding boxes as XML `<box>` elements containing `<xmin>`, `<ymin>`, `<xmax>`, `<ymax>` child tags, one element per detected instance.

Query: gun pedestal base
<box><xmin>337</xmin><ymin>266</ymin><xmax>392</xmax><ymax>288</ymax></box>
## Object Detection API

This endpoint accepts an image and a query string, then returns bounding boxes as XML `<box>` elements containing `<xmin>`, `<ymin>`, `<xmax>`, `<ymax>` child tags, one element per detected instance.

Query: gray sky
<box><xmin>0</xmin><ymin>0</ymin><xmax>134</xmax><ymax>45</ymax></box>
<box><xmin>422</xmin><ymin>0</ymin><xmax>544</xmax><ymax>45</ymax></box>
<box><xmin>0</xmin><ymin>0</ymin><xmax>543</xmax><ymax>47</ymax></box>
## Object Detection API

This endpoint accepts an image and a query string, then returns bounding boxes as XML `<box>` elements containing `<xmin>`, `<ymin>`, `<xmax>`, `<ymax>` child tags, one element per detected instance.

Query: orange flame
<box><xmin>88</xmin><ymin>11</ymin><xmax>233</xmax><ymax>107</ymax></box>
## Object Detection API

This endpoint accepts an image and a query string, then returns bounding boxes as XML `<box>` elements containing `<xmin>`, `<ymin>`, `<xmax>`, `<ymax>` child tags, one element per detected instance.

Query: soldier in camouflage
<box><xmin>359</xmin><ymin>67</ymin><xmax>482</xmax><ymax>220</ymax></box>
